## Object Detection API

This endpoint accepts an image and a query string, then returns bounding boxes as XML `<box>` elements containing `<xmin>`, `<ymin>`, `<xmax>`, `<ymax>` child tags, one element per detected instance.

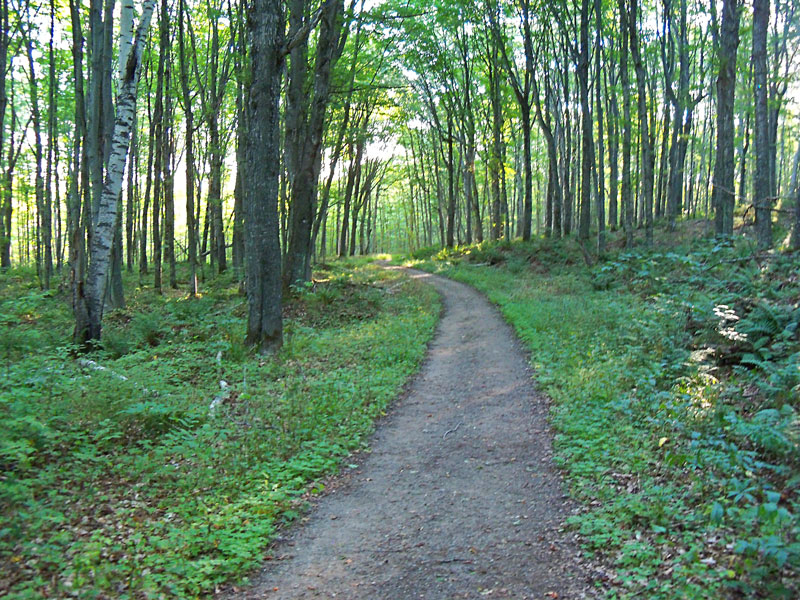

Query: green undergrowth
<box><xmin>408</xmin><ymin>229</ymin><xmax>799</xmax><ymax>598</ymax></box>
<box><xmin>0</xmin><ymin>261</ymin><xmax>439</xmax><ymax>599</ymax></box>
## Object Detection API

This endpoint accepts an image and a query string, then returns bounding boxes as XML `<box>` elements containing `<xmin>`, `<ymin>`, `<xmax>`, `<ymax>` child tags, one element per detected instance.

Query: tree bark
<box><xmin>284</xmin><ymin>0</ymin><xmax>345</xmax><ymax>289</ymax></box>
<box><xmin>76</xmin><ymin>0</ymin><xmax>156</xmax><ymax>344</ymax></box>
<box><xmin>712</xmin><ymin>0</ymin><xmax>740</xmax><ymax>237</ymax></box>
<box><xmin>163</xmin><ymin>75</ymin><xmax>176</xmax><ymax>289</ymax></box>
<box><xmin>606</xmin><ymin>67</ymin><xmax>619</xmax><ymax>229</ymax></box>
<box><xmin>753</xmin><ymin>0</ymin><xmax>771</xmax><ymax>248</ymax></box>
<box><xmin>619</xmin><ymin>0</ymin><xmax>633</xmax><ymax>247</ymax></box>
<box><xmin>487</xmin><ymin>6</ymin><xmax>504</xmax><ymax>241</ymax></box>
<box><xmin>0</xmin><ymin>0</ymin><xmax>8</xmax><ymax>268</ymax></box>
<box><xmin>594</xmin><ymin>0</ymin><xmax>606</xmax><ymax>253</ymax></box>
<box><xmin>46</xmin><ymin>0</ymin><xmax>58</xmax><ymax>278</ymax></box>
<box><xmin>69</xmin><ymin>0</ymin><xmax>90</xmax><ymax>337</ymax></box>
<box><xmin>577</xmin><ymin>0</ymin><xmax>593</xmax><ymax>242</ymax></box>
<box><xmin>139</xmin><ymin>85</ymin><xmax>154</xmax><ymax>276</ymax></box>
<box><xmin>244</xmin><ymin>0</ymin><xmax>283</xmax><ymax>353</ymax></box>
<box><xmin>790</xmin><ymin>141</ymin><xmax>800</xmax><ymax>249</ymax></box>
<box><xmin>25</xmin><ymin>24</ymin><xmax>50</xmax><ymax>287</ymax></box>
<box><xmin>125</xmin><ymin>117</ymin><xmax>137</xmax><ymax>271</ymax></box>
<box><xmin>629</xmin><ymin>0</ymin><xmax>653</xmax><ymax>245</ymax></box>
<box><xmin>179</xmin><ymin>0</ymin><xmax>198</xmax><ymax>294</ymax></box>
<box><xmin>446</xmin><ymin>113</ymin><xmax>456</xmax><ymax>247</ymax></box>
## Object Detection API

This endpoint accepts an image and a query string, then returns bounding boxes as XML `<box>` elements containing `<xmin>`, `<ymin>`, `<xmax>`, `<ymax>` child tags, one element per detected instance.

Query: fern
<box><xmin>738</xmin><ymin>302</ymin><xmax>786</xmax><ymax>339</ymax></box>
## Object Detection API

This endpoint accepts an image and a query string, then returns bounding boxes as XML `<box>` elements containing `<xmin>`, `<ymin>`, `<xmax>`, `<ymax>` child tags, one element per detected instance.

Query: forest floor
<box><xmin>0</xmin><ymin>262</ymin><xmax>441</xmax><ymax>599</ymax></box>
<box><xmin>220</xmin><ymin>267</ymin><xmax>597</xmax><ymax>600</ymax></box>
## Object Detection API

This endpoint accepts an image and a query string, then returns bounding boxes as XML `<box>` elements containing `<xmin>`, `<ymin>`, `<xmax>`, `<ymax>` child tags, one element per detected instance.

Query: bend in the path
<box><xmin>222</xmin><ymin>267</ymin><xmax>594</xmax><ymax>600</ymax></box>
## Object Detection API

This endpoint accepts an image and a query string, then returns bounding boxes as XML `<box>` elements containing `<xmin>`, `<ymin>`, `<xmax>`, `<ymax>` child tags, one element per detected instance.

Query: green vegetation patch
<box><xmin>0</xmin><ymin>262</ymin><xmax>439</xmax><ymax>599</ymax></box>
<box><xmin>412</xmin><ymin>234</ymin><xmax>799</xmax><ymax>599</ymax></box>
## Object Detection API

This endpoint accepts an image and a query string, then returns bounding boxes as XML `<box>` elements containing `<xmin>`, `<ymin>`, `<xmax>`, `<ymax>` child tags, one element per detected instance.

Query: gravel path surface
<box><xmin>222</xmin><ymin>268</ymin><xmax>595</xmax><ymax>599</ymax></box>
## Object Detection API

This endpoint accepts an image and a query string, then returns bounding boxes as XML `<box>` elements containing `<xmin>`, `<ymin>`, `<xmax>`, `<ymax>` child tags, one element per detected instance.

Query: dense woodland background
<box><xmin>2</xmin><ymin>0</ymin><xmax>800</xmax><ymax>598</ymax></box>
<box><xmin>0</xmin><ymin>0</ymin><xmax>798</xmax><ymax>347</ymax></box>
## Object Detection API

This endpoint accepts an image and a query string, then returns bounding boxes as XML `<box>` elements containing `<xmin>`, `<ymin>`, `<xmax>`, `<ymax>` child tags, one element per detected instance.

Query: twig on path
<box><xmin>436</xmin><ymin>557</ymin><xmax>473</xmax><ymax>564</ymax></box>
<box><xmin>442</xmin><ymin>422</ymin><xmax>463</xmax><ymax>440</ymax></box>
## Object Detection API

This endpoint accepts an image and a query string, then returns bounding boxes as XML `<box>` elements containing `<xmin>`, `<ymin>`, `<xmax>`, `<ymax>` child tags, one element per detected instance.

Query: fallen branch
<box><xmin>79</xmin><ymin>357</ymin><xmax>230</xmax><ymax>417</ymax></box>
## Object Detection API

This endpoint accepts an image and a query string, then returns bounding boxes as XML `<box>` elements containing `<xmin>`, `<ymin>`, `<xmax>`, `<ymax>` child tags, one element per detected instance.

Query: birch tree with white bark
<box><xmin>75</xmin><ymin>0</ymin><xmax>157</xmax><ymax>344</ymax></box>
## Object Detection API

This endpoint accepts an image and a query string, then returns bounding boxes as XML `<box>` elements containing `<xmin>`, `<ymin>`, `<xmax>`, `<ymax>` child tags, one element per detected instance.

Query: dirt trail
<box><xmin>223</xmin><ymin>268</ymin><xmax>594</xmax><ymax>599</ymax></box>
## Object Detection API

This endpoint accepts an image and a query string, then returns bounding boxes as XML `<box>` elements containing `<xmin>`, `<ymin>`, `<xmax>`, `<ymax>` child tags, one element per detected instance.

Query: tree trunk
<box><xmin>209</xmin><ymin>118</ymin><xmax>226</xmax><ymax>273</ymax></box>
<box><xmin>738</xmin><ymin>109</ymin><xmax>750</xmax><ymax>213</ymax></box>
<box><xmin>520</xmin><ymin>105</ymin><xmax>533</xmax><ymax>241</ymax></box>
<box><xmin>284</xmin><ymin>0</ymin><xmax>346</xmax><ymax>289</ymax></box>
<box><xmin>446</xmin><ymin>114</ymin><xmax>456</xmax><ymax>247</ymax></box>
<box><xmin>712</xmin><ymin>0</ymin><xmax>740</xmax><ymax>237</ymax></box>
<box><xmin>108</xmin><ymin>198</ymin><xmax>125</xmax><ymax>307</ymax></box>
<box><xmin>790</xmin><ymin>141</ymin><xmax>800</xmax><ymax>249</ymax></box>
<box><xmin>151</xmin><ymin>0</ymin><xmax>169</xmax><ymax>291</ymax></box>
<box><xmin>665</xmin><ymin>0</ymin><xmax>691</xmax><ymax>229</ymax></box>
<box><xmin>488</xmin><ymin>21</ymin><xmax>504</xmax><ymax>241</ymax></box>
<box><xmin>87</xmin><ymin>0</ymin><xmax>104</xmax><ymax>229</ymax></box>
<box><xmin>606</xmin><ymin>67</ymin><xmax>619</xmax><ymax>229</ymax></box>
<box><xmin>139</xmin><ymin>88</ymin><xmax>153</xmax><ymax>276</ymax></box>
<box><xmin>163</xmin><ymin>78</ymin><xmax>176</xmax><ymax>289</ymax></box>
<box><xmin>577</xmin><ymin>0</ymin><xmax>593</xmax><ymax>242</ymax></box>
<box><xmin>753</xmin><ymin>0</ymin><xmax>771</xmax><ymax>248</ymax></box>
<box><xmin>46</xmin><ymin>0</ymin><xmax>58</xmax><ymax>278</ymax></box>
<box><xmin>619</xmin><ymin>0</ymin><xmax>633</xmax><ymax>247</ymax></box>
<box><xmin>656</xmin><ymin>98</ymin><xmax>670</xmax><ymax>217</ymax></box>
<box><xmin>179</xmin><ymin>0</ymin><xmax>198</xmax><ymax>293</ymax></box>
<box><xmin>106</xmin><ymin>0</ymin><xmax>134</xmax><ymax>307</ymax></box>
<box><xmin>349</xmin><ymin>148</ymin><xmax>364</xmax><ymax>256</ymax></box>
<box><xmin>25</xmin><ymin>27</ymin><xmax>50</xmax><ymax>287</ymax></box>
<box><xmin>244</xmin><ymin>0</ymin><xmax>284</xmax><ymax>353</ymax></box>
<box><xmin>69</xmin><ymin>0</ymin><xmax>90</xmax><ymax>336</ymax></box>
<box><xmin>561</xmin><ymin>75</ymin><xmax>572</xmax><ymax>237</ymax></box>
<box><xmin>125</xmin><ymin>117</ymin><xmax>137</xmax><ymax>271</ymax></box>
<box><xmin>594</xmin><ymin>0</ymin><xmax>606</xmax><ymax>253</ymax></box>
<box><xmin>232</xmin><ymin>2</ymin><xmax>247</xmax><ymax>277</ymax></box>
<box><xmin>0</xmin><ymin>0</ymin><xmax>8</xmax><ymax>268</ymax></box>
<box><xmin>76</xmin><ymin>0</ymin><xmax>155</xmax><ymax>344</ymax></box>
<box><xmin>629</xmin><ymin>0</ymin><xmax>653</xmax><ymax>245</ymax></box>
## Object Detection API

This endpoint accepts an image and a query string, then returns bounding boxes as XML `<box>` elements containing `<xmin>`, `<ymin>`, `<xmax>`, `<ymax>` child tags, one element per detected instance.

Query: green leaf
<box><xmin>710</xmin><ymin>501</ymin><xmax>725</xmax><ymax>524</ymax></box>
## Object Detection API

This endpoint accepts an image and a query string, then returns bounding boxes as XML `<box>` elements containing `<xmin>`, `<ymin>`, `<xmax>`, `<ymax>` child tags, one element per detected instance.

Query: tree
<box><xmin>192</xmin><ymin>0</ymin><xmax>235</xmax><ymax>275</ymax></box>
<box><xmin>628</xmin><ymin>0</ymin><xmax>653</xmax><ymax>245</ymax></box>
<box><xmin>577</xmin><ymin>0</ymin><xmax>595</xmax><ymax>243</ymax></box>
<box><xmin>283</xmin><ymin>0</ymin><xmax>348</xmax><ymax>290</ymax></box>
<box><xmin>244</xmin><ymin>0</ymin><xmax>283</xmax><ymax>353</ymax></box>
<box><xmin>178</xmin><ymin>0</ymin><xmax>198</xmax><ymax>295</ymax></box>
<box><xmin>491</xmin><ymin>0</ymin><xmax>535</xmax><ymax>241</ymax></box>
<box><xmin>753</xmin><ymin>0</ymin><xmax>771</xmax><ymax>248</ymax></box>
<box><xmin>75</xmin><ymin>0</ymin><xmax>156</xmax><ymax>344</ymax></box>
<box><xmin>619</xmin><ymin>0</ymin><xmax>633</xmax><ymax>247</ymax></box>
<box><xmin>483</xmin><ymin>0</ymin><xmax>506</xmax><ymax>241</ymax></box>
<box><xmin>712</xmin><ymin>0</ymin><xmax>741</xmax><ymax>237</ymax></box>
<box><xmin>791</xmin><ymin>139</ymin><xmax>800</xmax><ymax>249</ymax></box>
<box><xmin>594</xmin><ymin>0</ymin><xmax>606</xmax><ymax>253</ymax></box>
<box><xmin>24</xmin><ymin>6</ymin><xmax>50</xmax><ymax>287</ymax></box>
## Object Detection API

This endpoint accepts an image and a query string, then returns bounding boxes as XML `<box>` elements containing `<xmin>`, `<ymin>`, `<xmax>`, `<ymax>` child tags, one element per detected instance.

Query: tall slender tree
<box><xmin>712</xmin><ymin>0</ymin><xmax>741</xmax><ymax>237</ymax></box>
<box><xmin>628</xmin><ymin>0</ymin><xmax>653</xmax><ymax>245</ymax></box>
<box><xmin>75</xmin><ymin>0</ymin><xmax>157</xmax><ymax>344</ymax></box>
<box><xmin>753</xmin><ymin>0</ymin><xmax>771</xmax><ymax>248</ymax></box>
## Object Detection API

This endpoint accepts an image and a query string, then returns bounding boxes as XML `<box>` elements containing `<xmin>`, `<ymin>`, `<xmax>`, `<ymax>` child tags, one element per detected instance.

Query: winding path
<box><xmin>223</xmin><ymin>268</ymin><xmax>593</xmax><ymax>599</ymax></box>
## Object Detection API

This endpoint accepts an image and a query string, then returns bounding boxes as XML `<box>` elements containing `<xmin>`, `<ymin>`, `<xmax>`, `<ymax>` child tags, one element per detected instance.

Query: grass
<box><xmin>0</xmin><ymin>260</ymin><xmax>439</xmax><ymax>599</ymax></box>
<box><xmin>407</xmin><ymin>227</ymin><xmax>799</xmax><ymax>599</ymax></box>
